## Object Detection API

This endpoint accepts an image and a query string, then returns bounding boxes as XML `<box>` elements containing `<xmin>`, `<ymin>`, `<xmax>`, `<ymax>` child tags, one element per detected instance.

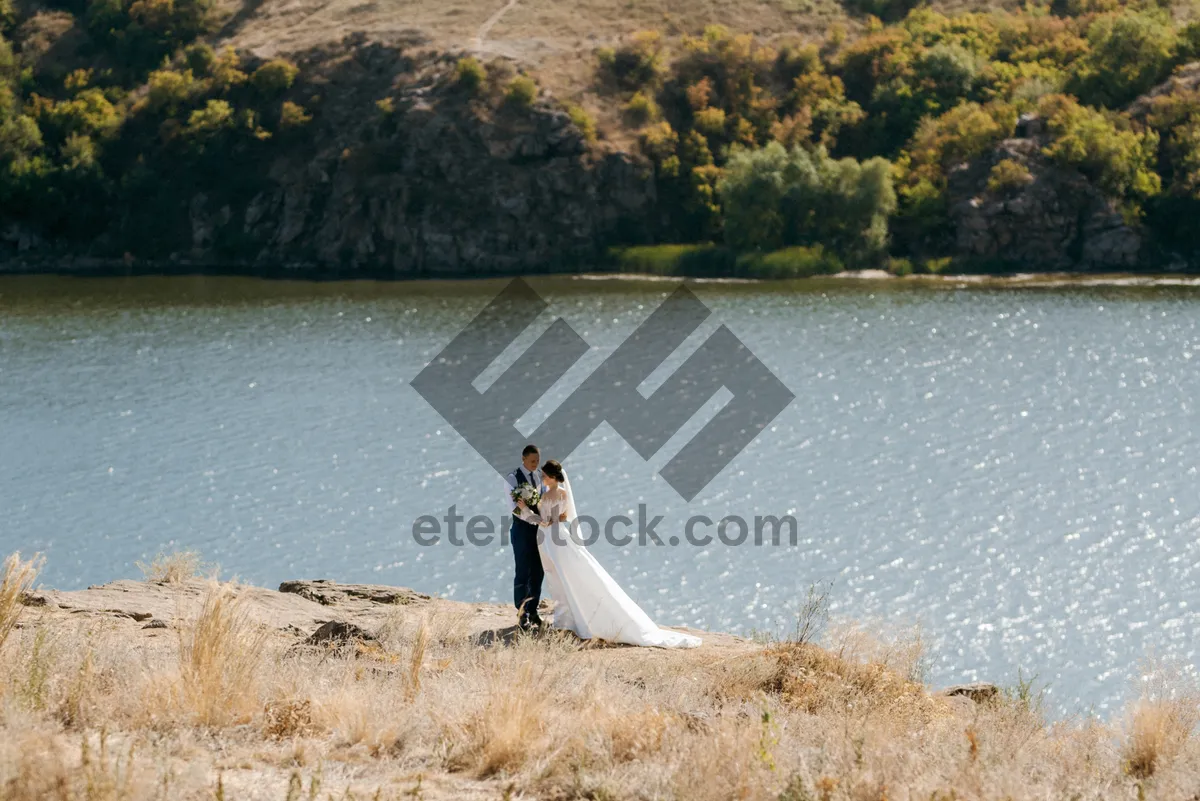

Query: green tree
<box><xmin>718</xmin><ymin>141</ymin><xmax>896</xmax><ymax>260</ymax></box>
<box><xmin>1039</xmin><ymin>94</ymin><xmax>1161</xmax><ymax>215</ymax></box>
<box><xmin>1068</xmin><ymin>11</ymin><xmax>1179</xmax><ymax>107</ymax></box>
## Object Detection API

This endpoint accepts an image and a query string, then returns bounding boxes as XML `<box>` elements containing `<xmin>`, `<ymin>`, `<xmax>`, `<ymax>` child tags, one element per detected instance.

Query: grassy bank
<box><xmin>2</xmin><ymin>552</ymin><xmax>1199</xmax><ymax>800</ymax></box>
<box><xmin>609</xmin><ymin>244</ymin><xmax>844</xmax><ymax>278</ymax></box>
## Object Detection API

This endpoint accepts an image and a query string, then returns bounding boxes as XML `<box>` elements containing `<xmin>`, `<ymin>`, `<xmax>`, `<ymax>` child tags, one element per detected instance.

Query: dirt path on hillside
<box><xmin>470</xmin><ymin>0</ymin><xmax>519</xmax><ymax>53</ymax></box>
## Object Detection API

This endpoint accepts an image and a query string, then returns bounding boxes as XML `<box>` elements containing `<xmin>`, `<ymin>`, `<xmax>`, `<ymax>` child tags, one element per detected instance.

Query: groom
<box><xmin>505</xmin><ymin>444</ymin><xmax>545</xmax><ymax>631</ymax></box>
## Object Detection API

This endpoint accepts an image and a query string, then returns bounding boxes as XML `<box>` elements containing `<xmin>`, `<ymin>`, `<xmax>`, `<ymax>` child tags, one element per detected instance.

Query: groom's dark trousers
<box><xmin>510</xmin><ymin>469</ymin><xmax>544</xmax><ymax>618</ymax></box>
<box><xmin>511</xmin><ymin>517</ymin><xmax>543</xmax><ymax>618</ymax></box>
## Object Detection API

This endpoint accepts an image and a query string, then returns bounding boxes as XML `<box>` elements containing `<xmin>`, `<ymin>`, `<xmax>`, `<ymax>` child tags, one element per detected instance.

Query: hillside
<box><xmin>4</xmin><ymin>0</ymin><xmax>1200</xmax><ymax>275</ymax></box>
<box><xmin>3</xmin><ymin>553</ymin><xmax>1199</xmax><ymax>800</ymax></box>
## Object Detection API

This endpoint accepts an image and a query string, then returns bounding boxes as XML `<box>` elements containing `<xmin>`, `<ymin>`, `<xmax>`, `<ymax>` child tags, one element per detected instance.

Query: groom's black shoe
<box><xmin>517</xmin><ymin>613</ymin><xmax>534</xmax><ymax>632</ymax></box>
<box><xmin>526</xmin><ymin>612</ymin><xmax>545</xmax><ymax>631</ymax></box>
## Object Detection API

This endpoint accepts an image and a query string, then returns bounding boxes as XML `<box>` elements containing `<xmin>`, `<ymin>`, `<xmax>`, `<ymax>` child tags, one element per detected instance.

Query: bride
<box><xmin>516</xmin><ymin>460</ymin><xmax>701</xmax><ymax>648</ymax></box>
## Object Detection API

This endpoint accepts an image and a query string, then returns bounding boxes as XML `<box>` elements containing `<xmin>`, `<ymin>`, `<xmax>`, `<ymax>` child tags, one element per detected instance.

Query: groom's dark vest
<box><xmin>511</xmin><ymin>468</ymin><xmax>539</xmax><ymax>537</ymax></box>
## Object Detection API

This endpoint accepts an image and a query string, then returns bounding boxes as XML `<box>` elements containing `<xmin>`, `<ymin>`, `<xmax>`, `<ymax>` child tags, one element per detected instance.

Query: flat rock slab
<box><xmin>25</xmin><ymin>579</ymin><xmax>336</xmax><ymax>632</ymax></box>
<box><xmin>279</xmin><ymin>579</ymin><xmax>432</xmax><ymax>607</ymax></box>
<box><xmin>23</xmin><ymin>577</ymin><xmax>732</xmax><ymax>654</ymax></box>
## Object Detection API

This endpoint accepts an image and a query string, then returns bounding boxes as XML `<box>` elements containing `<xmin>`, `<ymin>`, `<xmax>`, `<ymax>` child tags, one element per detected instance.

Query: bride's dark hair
<box><xmin>542</xmin><ymin>460</ymin><xmax>566</xmax><ymax>482</ymax></box>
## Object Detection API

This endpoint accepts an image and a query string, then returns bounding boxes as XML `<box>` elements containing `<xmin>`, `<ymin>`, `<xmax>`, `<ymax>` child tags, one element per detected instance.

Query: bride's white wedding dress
<box><xmin>518</xmin><ymin>473</ymin><xmax>700</xmax><ymax>649</ymax></box>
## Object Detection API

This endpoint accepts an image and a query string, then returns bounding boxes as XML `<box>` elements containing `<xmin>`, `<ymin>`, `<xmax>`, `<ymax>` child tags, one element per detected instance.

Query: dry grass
<box><xmin>0</xmin><ymin>552</ymin><xmax>42</xmax><ymax>654</ymax></box>
<box><xmin>2</xmin><ymin>559</ymin><xmax>1198</xmax><ymax>800</ymax></box>
<box><xmin>135</xmin><ymin>550</ymin><xmax>205</xmax><ymax>584</ymax></box>
<box><xmin>177</xmin><ymin>582</ymin><xmax>270</xmax><ymax>726</ymax></box>
<box><xmin>1123</xmin><ymin>662</ymin><xmax>1200</xmax><ymax>780</ymax></box>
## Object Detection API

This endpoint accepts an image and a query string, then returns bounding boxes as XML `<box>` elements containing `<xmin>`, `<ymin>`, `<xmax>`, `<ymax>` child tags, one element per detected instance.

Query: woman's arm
<box><xmin>517</xmin><ymin>494</ymin><xmax>567</xmax><ymax>526</ymax></box>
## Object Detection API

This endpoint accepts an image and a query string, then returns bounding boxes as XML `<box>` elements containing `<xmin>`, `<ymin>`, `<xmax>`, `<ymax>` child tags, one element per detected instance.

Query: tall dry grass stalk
<box><xmin>0</xmin><ymin>552</ymin><xmax>42</xmax><ymax>654</ymax></box>
<box><xmin>407</xmin><ymin>618</ymin><xmax>429</xmax><ymax>700</ymax></box>
<box><xmin>1123</xmin><ymin>662</ymin><xmax>1200</xmax><ymax>779</ymax></box>
<box><xmin>178</xmin><ymin>582</ymin><xmax>269</xmax><ymax>726</ymax></box>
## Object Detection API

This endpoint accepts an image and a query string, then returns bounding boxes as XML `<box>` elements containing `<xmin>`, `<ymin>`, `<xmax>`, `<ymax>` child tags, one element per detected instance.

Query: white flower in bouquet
<box><xmin>511</xmin><ymin>484</ymin><xmax>540</xmax><ymax>511</ymax></box>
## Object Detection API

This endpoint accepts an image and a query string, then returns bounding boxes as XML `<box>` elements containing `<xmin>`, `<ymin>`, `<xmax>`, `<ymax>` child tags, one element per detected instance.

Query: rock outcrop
<box><xmin>215</xmin><ymin>45</ymin><xmax>654</xmax><ymax>276</ymax></box>
<box><xmin>279</xmin><ymin>578</ymin><xmax>431</xmax><ymax>607</ymax></box>
<box><xmin>947</xmin><ymin>123</ymin><xmax>1143</xmax><ymax>271</ymax></box>
<box><xmin>0</xmin><ymin>39</ymin><xmax>656</xmax><ymax>277</ymax></box>
<box><xmin>21</xmin><ymin>577</ymin><xmax>721</xmax><ymax>650</ymax></box>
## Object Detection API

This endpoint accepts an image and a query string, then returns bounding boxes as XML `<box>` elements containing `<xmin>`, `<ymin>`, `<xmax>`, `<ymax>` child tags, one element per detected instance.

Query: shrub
<box><xmin>609</xmin><ymin>243</ymin><xmax>737</xmax><ymax>275</ymax></box>
<box><xmin>920</xmin><ymin>256</ymin><xmax>953</xmax><ymax>274</ymax></box>
<box><xmin>1145</xmin><ymin>88</ymin><xmax>1200</xmax><ymax>197</ymax></box>
<box><xmin>693</xmin><ymin>106</ymin><xmax>726</xmax><ymax>137</ymax></box>
<box><xmin>279</xmin><ymin>100</ymin><xmax>311</xmax><ymax>128</ymax></box>
<box><xmin>887</xmin><ymin>256</ymin><xmax>914</xmax><ymax>275</ymax></box>
<box><xmin>599</xmin><ymin>30</ymin><xmax>665</xmax><ymax>91</ymax></box>
<box><xmin>505</xmin><ymin>75</ymin><xmax>537</xmax><ymax>108</ymax></box>
<box><xmin>185</xmin><ymin>98</ymin><xmax>235</xmax><ymax>138</ymax></box>
<box><xmin>0</xmin><ymin>114</ymin><xmax>42</xmax><ymax>161</ymax></box>
<box><xmin>902</xmin><ymin>102</ymin><xmax>1017</xmax><ymax>183</ymax></box>
<box><xmin>566</xmin><ymin>103</ymin><xmax>597</xmax><ymax>143</ymax></box>
<box><xmin>137</xmin><ymin>550</ymin><xmax>203</xmax><ymax>583</ymax></box>
<box><xmin>32</xmin><ymin>88</ymin><xmax>123</xmax><ymax>145</ymax></box>
<box><xmin>789</xmin><ymin>71</ymin><xmax>864</xmax><ymax>149</ymax></box>
<box><xmin>251</xmin><ymin>59</ymin><xmax>299</xmax><ymax>95</ymax></box>
<box><xmin>146</xmin><ymin>68</ymin><xmax>197</xmax><ymax>113</ymax></box>
<box><xmin>986</xmin><ymin>158</ymin><xmax>1034</xmax><ymax>193</ymax></box>
<box><xmin>623</xmin><ymin>91</ymin><xmax>659</xmax><ymax>125</ymax></box>
<box><xmin>843</xmin><ymin>0</ymin><xmax>921</xmax><ymax>22</ymax></box>
<box><xmin>686</xmin><ymin>78</ymin><xmax>712</xmax><ymax>111</ymax></box>
<box><xmin>64</xmin><ymin>69</ymin><xmax>93</xmax><ymax>92</ymax></box>
<box><xmin>456</xmin><ymin>57</ymin><xmax>486</xmax><ymax>92</ymax></box>
<box><xmin>184</xmin><ymin>43</ymin><xmax>216</xmax><ymax>77</ymax></box>
<box><xmin>209</xmin><ymin>46</ymin><xmax>248</xmax><ymax>92</ymax></box>
<box><xmin>639</xmin><ymin>120</ymin><xmax>678</xmax><ymax>163</ymax></box>
<box><xmin>736</xmin><ymin>245</ymin><xmax>844</xmax><ymax>278</ymax></box>
<box><xmin>59</xmin><ymin>132</ymin><xmax>98</xmax><ymax>171</ymax></box>
<box><xmin>86</xmin><ymin>0</ymin><xmax>215</xmax><ymax>71</ymax></box>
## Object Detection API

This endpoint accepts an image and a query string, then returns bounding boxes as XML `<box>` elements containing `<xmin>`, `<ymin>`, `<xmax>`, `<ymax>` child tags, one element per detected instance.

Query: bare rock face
<box><xmin>947</xmin><ymin>134</ymin><xmax>1143</xmax><ymax>271</ymax></box>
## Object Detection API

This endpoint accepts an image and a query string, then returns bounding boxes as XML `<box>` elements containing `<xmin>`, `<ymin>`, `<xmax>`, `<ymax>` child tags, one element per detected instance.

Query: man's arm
<box><xmin>503</xmin><ymin>471</ymin><xmax>518</xmax><ymax>513</ymax></box>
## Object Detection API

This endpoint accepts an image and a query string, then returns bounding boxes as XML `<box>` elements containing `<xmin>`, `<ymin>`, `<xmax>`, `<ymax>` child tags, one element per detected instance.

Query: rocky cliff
<box><xmin>946</xmin><ymin>117</ymin><xmax>1144</xmax><ymax>272</ymax></box>
<box><xmin>1</xmin><ymin>40</ymin><xmax>657</xmax><ymax>278</ymax></box>
<box><xmin>219</xmin><ymin>43</ymin><xmax>654</xmax><ymax>277</ymax></box>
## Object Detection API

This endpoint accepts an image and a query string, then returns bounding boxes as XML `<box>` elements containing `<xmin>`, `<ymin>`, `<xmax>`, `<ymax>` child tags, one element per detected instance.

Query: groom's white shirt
<box><xmin>504</xmin><ymin>466</ymin><xmax>544</xmax><ymax>514</ymax></box>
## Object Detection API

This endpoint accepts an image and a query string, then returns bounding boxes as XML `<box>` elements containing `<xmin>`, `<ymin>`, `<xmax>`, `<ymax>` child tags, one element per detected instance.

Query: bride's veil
<box><xmin>561</xmin><ymin>470</ymin><xmax>581</xmax><ymax>542</ymax></box>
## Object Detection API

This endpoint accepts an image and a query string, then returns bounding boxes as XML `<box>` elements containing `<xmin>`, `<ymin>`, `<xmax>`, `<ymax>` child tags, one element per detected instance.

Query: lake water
<box><xmin>3</xmin><ymin>273</ymin><xmax>1199</xmax><ymax>716</ymax></box>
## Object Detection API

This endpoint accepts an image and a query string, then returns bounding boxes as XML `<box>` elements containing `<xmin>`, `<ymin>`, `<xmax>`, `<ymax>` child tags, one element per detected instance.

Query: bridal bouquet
<box><xmin>511</xmin><ymin>484</ymin><xmax>540</xmax><ymax>511</ymax></box>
